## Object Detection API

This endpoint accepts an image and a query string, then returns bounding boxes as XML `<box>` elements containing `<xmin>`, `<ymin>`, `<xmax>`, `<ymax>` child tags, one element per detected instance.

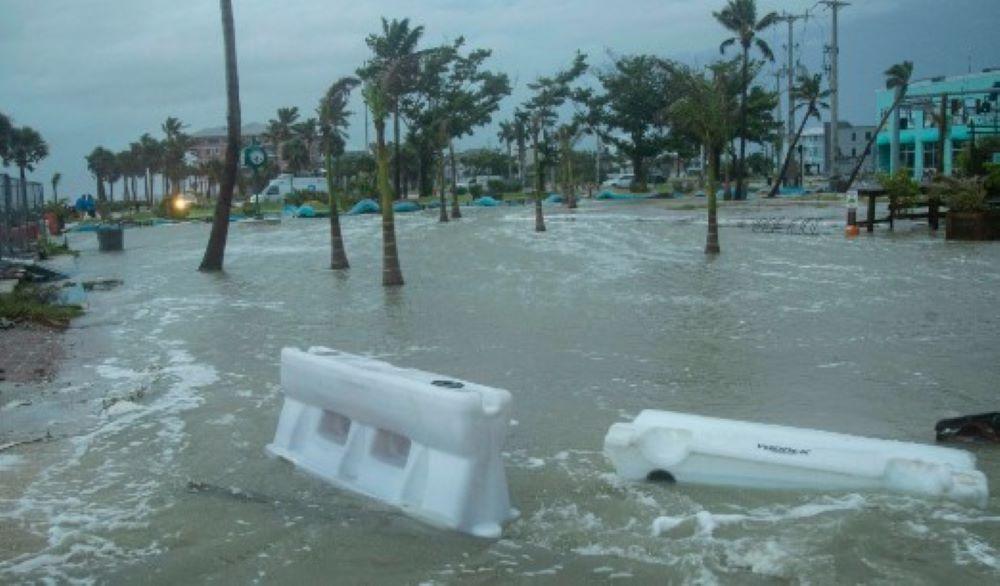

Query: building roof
<box><xmin>191</xmin><ymin>122</ymin><xmax>268</xmax><ymax>138</ymax></box>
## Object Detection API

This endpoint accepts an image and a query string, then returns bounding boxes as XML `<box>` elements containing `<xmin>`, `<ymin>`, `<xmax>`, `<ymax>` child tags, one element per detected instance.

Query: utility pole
<box><xmin>777</xmin><ymin>12</ymin><xmax>807</xmax><ymax>187</ymax></box>
<box><xmin>823</xmin><ymin>1</ymin><xmax>849</xmax><ymax>191</ymax></box>
<box><xmin>772</xmin><ymin>69</ymin><xmax>783</xmax><ymax>179</ymax></box>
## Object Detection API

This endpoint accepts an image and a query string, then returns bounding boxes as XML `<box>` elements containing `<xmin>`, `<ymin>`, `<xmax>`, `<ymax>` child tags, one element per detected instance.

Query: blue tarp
<box><xmin>473</xmin><ymin>196</ymin><xmax>500</xmax><ymax>207</ymax></box>
<box><xmin>297</xmin><ymin>205</ymin><xmax>316</xmax><ymax>218</ymax></box>
<box><xmin>74</xmin><ymin>194</ymin><xmax>96</xmax><ymax>214</ymax></box>
<box><xmin>596</xmin><ymin>191</ymin><xmax>652</xmax><ymax>200</ymax></box>
<box><xmin>778</xmin><ymin>186</ymin><xmax>806</xmax><ymax>196</ymax></box>
<box><xmin>543</xmin><ymin>193</ymin><xmax>563</xmax><ymax>204</ymax></box>
<box><xmin>393</xmin><ymin>201</ymin><xmax>421</xmax><ymax>213</ymax></box>
<box><xmin>348</xmin><ymin>198</ymin><xmax>380</xmax><ymax>215</ymax></box>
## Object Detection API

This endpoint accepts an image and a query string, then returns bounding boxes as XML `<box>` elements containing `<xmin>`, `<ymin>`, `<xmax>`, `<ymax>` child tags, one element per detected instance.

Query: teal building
<box><xmin>876</xmin><ymin>69</ymin><xmax>1000</xmax><ymax>178</ymax></box>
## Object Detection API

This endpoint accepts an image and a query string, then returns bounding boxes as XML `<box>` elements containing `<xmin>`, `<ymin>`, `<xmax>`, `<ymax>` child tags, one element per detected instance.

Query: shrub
<box><xmin>930</xmin><ymin>177</ymin><xmax>987</xmax><ymax>213</ymax></box>
<box><xmin>984</xmin><ymin>163</ymin><xmax>1000</xmax><ymax>198</ymax></box>
<box><xmin>469</xmin><ymin>184</ymin><xmax>483</xmax><ymax>198</ymax></box>
<box><xmin>454</xmin><ymin>186</ymin><xmax>468</xmax><ymax>196</ymax></box>
<box><xmin>486</xmin><ymin>179</ymin><xmax>505</xmax><ymax>194</ymax></box>
<box><xmin>879</xmin><ymin>169</ymin><xmax>920</xmax><ymax>212</ymax></box>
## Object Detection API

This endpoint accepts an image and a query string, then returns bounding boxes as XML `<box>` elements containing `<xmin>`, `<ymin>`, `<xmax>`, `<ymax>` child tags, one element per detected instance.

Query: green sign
<box><xmin>242</xmin><ymin>145</ymin><xmax>267</xmax><ymax>169</ymax></box>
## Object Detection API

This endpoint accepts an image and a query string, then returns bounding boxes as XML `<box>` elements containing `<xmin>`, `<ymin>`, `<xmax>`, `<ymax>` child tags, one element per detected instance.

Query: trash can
<box><xmin>96</xmin><ymin>225</ymin><xmax>124</xmax><ymax>252</ymax></box>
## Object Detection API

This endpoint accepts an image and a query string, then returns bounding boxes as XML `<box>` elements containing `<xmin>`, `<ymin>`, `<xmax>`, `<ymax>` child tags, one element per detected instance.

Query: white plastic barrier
<box><xmin>604</xmin><ymin>410</ymin><xmax>989</xmax><ymax>506</ymax></box>
<box><xmin>267</xmin><ymin>347</ymin><xmax>517</xmax><ymax>537</ymax></box>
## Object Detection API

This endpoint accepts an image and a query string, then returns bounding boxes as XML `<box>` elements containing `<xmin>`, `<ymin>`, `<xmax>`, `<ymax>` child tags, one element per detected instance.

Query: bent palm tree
<box><xmin>319</xmin><ymin>76</ymin><xmax>360</xmax><ymax>270</ymax></box>
<box><xmin>199</xmin><ymin>0</ymin><xmax>242</xmax><ymax>272</ymax></box>
<box><xmin>770</xmin><ymin>73</ymin><xmax>829</xmax><ymax>198</ymax></box>
<box><xmin>715</xmin><ymin>0</ymin><xmax>778</xmax><ymax>200</ymax></box>
<box><xmin>363</xmin><ymin>80</ymin><xmax>404</xmax><ymax>286</ymax></box>
<box><xmin>844</xmin><ymin>61</ymin><xmax>914</xmax><ymax>190</ymax></box>
<box><xmin>363</xmin><ymin>18</ymin><xmax>425</xmax><ymax>199</ymax></box>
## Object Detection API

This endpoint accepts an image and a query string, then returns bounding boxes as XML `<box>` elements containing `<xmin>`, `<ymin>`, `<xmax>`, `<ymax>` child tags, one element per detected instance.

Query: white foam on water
<box><xmin>0</xmin><ymin>336</ymin><xmax>219</xmax><ymax>583</ymax></box>
<box><xmin>0</xmin><ymin>454</ymin><xmax>24</xmax><ymax>472</ymax></box>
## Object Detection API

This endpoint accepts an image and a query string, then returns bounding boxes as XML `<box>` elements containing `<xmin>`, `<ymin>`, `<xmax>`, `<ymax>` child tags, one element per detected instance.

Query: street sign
<box><xmin>846</xmin><ymin>189</ymin><xmax>858</xmax><ymax>209</ymax></box>
<box><xmin>242</xmin><ymin>145</ymin><xmax>267</xmax><ymax>170</ymax></box>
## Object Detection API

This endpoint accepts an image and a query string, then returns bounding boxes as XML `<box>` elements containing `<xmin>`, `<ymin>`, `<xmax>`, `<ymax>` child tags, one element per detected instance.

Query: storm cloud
<box><xmin>2</xmin><ymin>0</ymin><xmax>997</xmax><ymax>197</ymax></box>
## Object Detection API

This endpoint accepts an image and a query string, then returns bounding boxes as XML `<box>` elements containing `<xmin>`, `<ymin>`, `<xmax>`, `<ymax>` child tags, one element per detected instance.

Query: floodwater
<box><xmin>2</xmin><ymin>200</ymin><xmax>999</xmax><ymax>584</ymax></box>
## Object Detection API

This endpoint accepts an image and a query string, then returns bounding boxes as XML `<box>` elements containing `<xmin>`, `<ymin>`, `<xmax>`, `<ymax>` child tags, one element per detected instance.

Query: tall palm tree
<box><xmin>497</xmin><ymin>120</ymin><xmax>516</xmax><ymax>180</ymax></box>
<box><xmin>138</xmin><ymin>133</ymin><xmax>162</xmax><ymax>203</ymax></box>
<box><xmin>293</xmin><ymin>117</ymin><xmax>318</xmax><ymax>169</ymax></box>
<box><xmin>199</xmin><ymin>0</ymin><xmax>242</xmax><ymax>272</ymax></box>
<box><xmin>844</xmin><ymin>61</ymin><xmax>913</xmax><ymax>190</ymax></box>
<box><xmin>50</xmin><ymin>172</ymin><xmax>61</xmax><ymax>203</ymax></box>
<box><xmin>769</xmin><ymin>72</ymin><xmax>829</xmax><ymax>197</ymax></box>
<box><xmin>670</xmin><ymin>63</ymin><xmax>735</xmax><ymax>254</ymax></box>
<box><xmin>361</xmin><ymin>18</ymin><xmax>425</xmax><ymax>199</ymax></box>
<box><xmin>715</xmin><ymin>0</ymin><xmax>778</xmax><ymax>200</ymax></box>
<box><xmin>282</xmin><ymin>139</ymin><xmax>310</xmax><ymax>174</ymax></box>
<box><xmin>9</xmin><ymin>126</ymin><xmax>49</xmax><ymax>214</ymax></box>
<box><xmin>363</xmin><ymin>79</ymin><xmax>404</xmax><ymax>286</ymax></box>
<box><xmin>266</xmin><ymin>107</ymin><xmax>300</xmax><ymax>169</ymax></box>
<box><xmin>0</xmin><ymin>112</ymin><xmax>12</xmax><ymax>164</ymax></box>
<box><xmin>85</xmin><ymin>146</ymin><xmax>115</xmax><ymax>200</ymax></box>
<box><xmin>319</xmin><ymin>76</ymin><xmax>360</xmax><ymax>270</ymax></box>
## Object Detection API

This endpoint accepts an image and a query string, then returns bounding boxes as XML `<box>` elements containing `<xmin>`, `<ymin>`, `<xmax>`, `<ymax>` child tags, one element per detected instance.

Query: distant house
<box><xmin>188</xmin><ymin>122</ymin><xmax>274</xmax><ymax>165</ymax></box>
<box><xmin>800</xmin><ymin>122</ymin><xmax>876</xmax><ymax>177</ymax></box>
<box><xmin>876</xmin><ymin>68</ymin><xmax>1000</xmax><ymax>178</ymax></box>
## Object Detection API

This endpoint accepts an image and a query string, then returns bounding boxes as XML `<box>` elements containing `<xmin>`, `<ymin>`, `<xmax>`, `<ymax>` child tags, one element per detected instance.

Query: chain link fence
<box><xmin>1</xmin><ymin>172</ymin><xmax>46</xmax><ymax>256</ymax></box>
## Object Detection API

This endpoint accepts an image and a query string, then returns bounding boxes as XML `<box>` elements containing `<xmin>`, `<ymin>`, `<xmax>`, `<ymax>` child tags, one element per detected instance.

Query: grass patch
<box><xmin>0</xmin><ymin>284</ymin><xmax>83</xmax><ymax>328</ymax></box>
<box><xmin>37</xmin><ymin>239</ymin><xmax>78</xmax><ymax>259</ymax></box>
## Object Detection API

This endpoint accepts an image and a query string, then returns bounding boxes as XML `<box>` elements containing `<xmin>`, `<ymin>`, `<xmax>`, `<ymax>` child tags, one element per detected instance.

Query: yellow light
<box><xmin>174</xmin><ymin>197</ymin><xmax>188</xmax><ymax>211</ymax></box>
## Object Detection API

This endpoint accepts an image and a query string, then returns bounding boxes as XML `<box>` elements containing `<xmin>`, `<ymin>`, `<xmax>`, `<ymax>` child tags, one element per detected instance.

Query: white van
<box><xmin>256</xmin><ymin>174</ymin><xmax>328</xmax><ymax>202</ymax></box>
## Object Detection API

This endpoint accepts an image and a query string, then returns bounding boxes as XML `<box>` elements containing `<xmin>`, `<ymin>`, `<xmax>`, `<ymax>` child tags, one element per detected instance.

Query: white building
<box><xmin>798</xmin><ymin>122</ymin><xmax>877</xmax><ymax>176</ymax></box>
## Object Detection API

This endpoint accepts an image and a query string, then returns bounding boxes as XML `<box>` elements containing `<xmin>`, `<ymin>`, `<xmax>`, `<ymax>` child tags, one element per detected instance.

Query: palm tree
<box><xmin>361</xmin><ymin>18</ymin><xmax>425</xmax><ymax>199</ymax></box>
<box><xmin>50</xmin><ymin>172</ymin><xmax>61</xmax><ymax>203</ymax></box>
<box><xmin>715</xmin><ymin>0</ymin><xmax>778</xmax><ymax>200</ymax></box>
<box><xmin>138</xmin><ymin>133</ymin><xmax>162</xmax><ymax>203</ymax></box>
<box><xmin>86</xmin><ymin>146</ymin><xmax>115</xmax><ymax>200</ymax></box>
<box><xmin>363</xmin><ymin>79</ymin><xmax>404</xmax><ymax>286</ymax></box>
<box><xmin>844</xmin><ymin>61</ymin><xmax>913</xmax><ymax>190</ymax></box>
<box><xmin>319</xmin><ymin>76</ymin><xmax>360</xmax><ymax>270</ymax></box>
<box><xmin>199</xmin><ymin>0</ymin><xmax>242</xmax><ymax>272</ymax></box>
<box><xmin>293</xmin><ymin>118</ymin><xmax>318</xmax><ymax>169</ymax></box>
<box><xmin>769</xmin><ymin>72</ymin><xmax>829</xmax><ymax>197</ymax></box>
<box><xmin>498</xmin><ymin>120</ymin><xmax>516</xmax><ymax>180</ymax></box>
<box><xmin>8</xmin><ymin>126</ymin><xmax>49</xmax><ymax>214</ymax></box>
<box><xmin>0</xmin><ymin>112</ymin><xmax>12</xmax><ymax>164</ymax></box>
<box><xmin>282</xmin><ymin>139</ymin><xmax>310</xmax><ymax>174</ymax></box>
<box><xmin>266</xmin><ymin>107</ymin><xmax>300</xmax><ymax>169</ymax></box>
<box><xmin>670</xmin><ymin>64</ymin><xmax>735</xmax><ymax>254</ymax></box>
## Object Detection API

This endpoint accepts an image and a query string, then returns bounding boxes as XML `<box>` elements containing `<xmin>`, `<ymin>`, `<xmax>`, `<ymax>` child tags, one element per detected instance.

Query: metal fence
<box><xmin>1</xmin><ymin>172</ymin><xmax>46</xmax><ymax>256</ymax></box>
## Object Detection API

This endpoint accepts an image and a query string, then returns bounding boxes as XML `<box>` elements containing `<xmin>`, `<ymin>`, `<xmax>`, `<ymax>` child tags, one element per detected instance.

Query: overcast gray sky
<box><xmin>2</xmin><ymin>0</ymin><xmax>998</xmax><ymax>198</ymax></box>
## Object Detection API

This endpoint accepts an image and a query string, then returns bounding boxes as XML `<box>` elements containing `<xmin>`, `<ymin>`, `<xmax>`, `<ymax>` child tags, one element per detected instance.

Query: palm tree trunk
<box><xmin>705</xmin><ymin>144</ymin><xmax>720</xmax><ymax>254</ymax></box>
<box><xmin>326</xmin><ymin>153</ymin><xmax>349</xmax><ymax>269</ymax></box>
<box><xmin>534</xmin><ymin>146</ymin><xmax>546</xmax><ymax>232</ymax></box>
<box><xmin>844</xmin><ymin>94</ymin><xmax>902</xmax><ymax>191</ymax></box>
<box><xmin>376</xmin><ymin>119</ymin><xmax>403</xmax><ymax>286</ymax></box>
<box><xmin>393</xmin><ymin>102</ymin><xmax>402</xmax><ymax>199</ymax></box>
<box><xmin>735</xmin><ymin>46</ymin><xmax>749</xmax><ymax>200</ymax></box>
<box><xmin>437</xmin><ymin>149</ymin><xmax>448</xmax><ymax>222</ymax></box>
<box><xmin>769</xmin><ymin>105</ymin><xmax>814</xmax><ymax>198</ymax></box>
<box><xmin>937</xmin><ymin>93</ymin><xmax>948</xmax><ymax>175</ymax></box>
<box><xmin>890</xmin><ymin>87</ymin><xmax>902</xmax><ymax>173</ymax></box>
<box><xmin>449</xmin><ymin>141</ymin><xmax>461</xmax><ymax>219</ymax></box>
<box><xmin>506</xmin><ymin>142</ymin><xmax>513</xmax><ymax>180</ymax></box>
<box><xmin>199</xmin><ymin>0</ymin><xmax>241</xmax><ymax>272</ymax></box>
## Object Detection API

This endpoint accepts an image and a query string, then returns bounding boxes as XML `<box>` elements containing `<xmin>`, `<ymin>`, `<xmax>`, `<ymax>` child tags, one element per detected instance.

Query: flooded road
<box><xmin>2</xmin><ymin>200</ymin><xmax>999</xmax><ymax>583</ymax></box>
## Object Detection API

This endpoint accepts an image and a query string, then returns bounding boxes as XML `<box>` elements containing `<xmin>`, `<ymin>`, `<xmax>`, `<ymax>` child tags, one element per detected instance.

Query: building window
<box><xmin>852</xmin><ymin>147</ymin><xmax>857</xmax><ymax>157</ymax></box>
<box><xmin>851</xmin><ymin>132</ymin><xmax>857</xmax><ymax>141</ymax></box>
<box><xmin>901</xmin><ymin>144</ymin><xmax>916</xmax><ymax>170</ymax></box>
<box><xmin>923</xmin><ymin>142</ymin><xmax>938</xmax><ymax>171</ymax></box>
<box><xmin>865</xmin><ymin>131</ymin><xmax>872</xmax><ymax>140</ymax></box>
